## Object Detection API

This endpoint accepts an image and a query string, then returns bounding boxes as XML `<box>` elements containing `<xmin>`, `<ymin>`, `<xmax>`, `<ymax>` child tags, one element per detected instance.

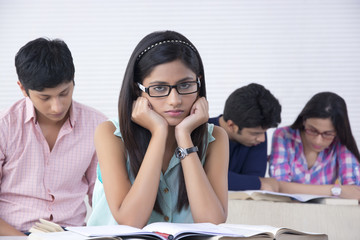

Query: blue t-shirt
<box><xmin>87</xmin><ymin>119</ymin><xmax>215</xmax><ymax>226</ymax></box>
<box><xmin>208</xmin><ymin>115</ymin><xmax>268</xmax><ymax>190</ymax></box>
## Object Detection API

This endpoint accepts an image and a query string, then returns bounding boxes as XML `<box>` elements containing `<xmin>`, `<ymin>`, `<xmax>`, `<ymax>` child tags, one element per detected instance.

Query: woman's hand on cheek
<box><xmin>176</xmin><ymin>97</ymin><xmax>209</xmax><ymax>136</ymax></box>
<box><xmin>131</xmin><ymin>97</ymin><xmax>168</xmax><ymax>134</ymax></box>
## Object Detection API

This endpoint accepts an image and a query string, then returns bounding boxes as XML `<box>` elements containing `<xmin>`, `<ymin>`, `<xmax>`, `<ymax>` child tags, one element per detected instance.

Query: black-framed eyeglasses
<box><xmin>304</xmin><ymin>128</ymin><xmax>337</xmax><ymax>140</ymax></box>
<box><xmin>137</xmin><ymin>78</ymin><xmax>201</xmax><ymax>97</ymax></box>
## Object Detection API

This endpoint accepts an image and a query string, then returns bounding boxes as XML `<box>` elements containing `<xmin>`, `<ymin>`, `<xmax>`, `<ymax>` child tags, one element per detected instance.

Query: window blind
<box><xmin>1</xmin><ymin>0</ymin><xmax>359</xmax><ymax>150</ymax></box>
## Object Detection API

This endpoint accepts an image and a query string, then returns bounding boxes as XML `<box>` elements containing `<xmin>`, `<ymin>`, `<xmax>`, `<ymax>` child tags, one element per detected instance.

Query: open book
<box><xmin>215</xmin><ymin>224</ymin><xmax>328</xmax><ymax>240</ymax></box>
<box><xmin>228</xmin><ymin>190</ymin><xmax>359</xmax><ymax>205</ymax></box>
<box><xmin>66</xmin><ymin>222</ymin><xmax>240</xmax><ymax>240</ymax></box>
<box><xmin>64</xmin><ymin>222</ymin><xmax>327</xmax><ymax>240</ymax></box>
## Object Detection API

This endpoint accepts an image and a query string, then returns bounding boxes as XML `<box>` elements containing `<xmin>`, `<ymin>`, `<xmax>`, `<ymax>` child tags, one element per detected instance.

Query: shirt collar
<box><xmin>24</xmin><ymin>97</ymin><xmax>75</xmax><ymax>127</ymax></box>
<box><xmin>24</xmin><ymin>97</ymin><xmax>37</xmax><ymax>124</ymax></box>
<box><xmin>68</xmin><ymin>101</ymin><xmax>76</xmax><ymax>128</ymax></box>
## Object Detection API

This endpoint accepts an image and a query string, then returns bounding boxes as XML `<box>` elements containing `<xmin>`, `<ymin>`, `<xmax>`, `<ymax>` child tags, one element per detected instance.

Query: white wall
<box><xmin>1</xmin><ymin>0</ymin><xmax>359</xmax><ymax>151</ymax></box>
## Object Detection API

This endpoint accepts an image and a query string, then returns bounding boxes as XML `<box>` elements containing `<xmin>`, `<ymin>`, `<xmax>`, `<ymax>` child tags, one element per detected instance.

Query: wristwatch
<box><xmin>331</xmin><ymin>184</ymin><xmax>342</xmax><ymax>196</ymax></box>
<box><xmin>175</xmin><ymin>146</ymin><xmax>198</xmax><ymax>160</ymax></box>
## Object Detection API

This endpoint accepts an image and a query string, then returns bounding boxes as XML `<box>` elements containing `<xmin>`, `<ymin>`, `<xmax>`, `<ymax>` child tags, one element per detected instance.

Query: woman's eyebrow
<box><xmin>149</xmin><ymin>77</ymin><xmax>195</xmax><ymax>85</ymax></box>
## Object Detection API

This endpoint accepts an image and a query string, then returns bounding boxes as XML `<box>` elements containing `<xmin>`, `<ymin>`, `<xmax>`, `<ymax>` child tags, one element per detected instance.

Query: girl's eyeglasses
<box><xmin>137</xmin><ymin>78</ymin><xmax>200</xmax><ymax>97</ymax></box>
<box><xmin>304</xmin><ymin>128</ymin><xmax>336</xmax><ymax>140</ymax></box>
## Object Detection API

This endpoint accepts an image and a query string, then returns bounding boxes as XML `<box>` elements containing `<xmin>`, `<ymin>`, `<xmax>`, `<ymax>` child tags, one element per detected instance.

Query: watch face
<box><xmin>175</xmin><ymin>147</ymin><xmax>186</xmax><ymax>159</ymax></box>
<box><xmin>331</xmin><ymin>186</ymin><xmax>341</xmax><ymax>196</ymax></box>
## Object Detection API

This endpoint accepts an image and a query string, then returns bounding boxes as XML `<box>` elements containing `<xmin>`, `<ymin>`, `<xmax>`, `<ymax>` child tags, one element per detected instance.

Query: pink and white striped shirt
<box><xmin>0</xmin><ymin>97</ymin><xmax>107</xmax><ymax>231</ymax></box>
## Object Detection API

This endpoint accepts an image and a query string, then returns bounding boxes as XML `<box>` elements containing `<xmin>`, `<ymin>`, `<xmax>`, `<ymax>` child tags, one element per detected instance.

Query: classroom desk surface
<box><xmin>1</xmin><ymin>200</ymin><xmax>359</xmax><ymax>240</ymax></box>
<box><xmin>226</xmin><ymin>199</ymin><xmax>359</xmax><ymax>240</ymax></box>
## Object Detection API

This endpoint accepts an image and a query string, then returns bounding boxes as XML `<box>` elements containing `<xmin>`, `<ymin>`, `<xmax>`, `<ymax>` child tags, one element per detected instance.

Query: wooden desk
<box><xmin>226</xmin><ymin>199</ymin><xmax>360</xmax><ymax>240</ymax></box>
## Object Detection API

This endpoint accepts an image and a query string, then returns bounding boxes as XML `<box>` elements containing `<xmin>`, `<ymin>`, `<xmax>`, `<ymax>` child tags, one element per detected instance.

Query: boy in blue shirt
<box><xmin>209</xmin><ymin>83</ymin><xmax>281</xmax><ymax>191</ymax></box>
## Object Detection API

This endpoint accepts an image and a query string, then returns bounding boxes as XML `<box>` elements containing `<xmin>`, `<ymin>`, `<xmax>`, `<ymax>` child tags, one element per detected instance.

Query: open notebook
<box><xmin>228</xmin><ymin>190</ymin><xmax>359</xmax><ymax>205</ymax></box>
<box><xmin>63</xmin><ymin>222</ymin><xmax>327</xmax><ymax>240</ymax></box>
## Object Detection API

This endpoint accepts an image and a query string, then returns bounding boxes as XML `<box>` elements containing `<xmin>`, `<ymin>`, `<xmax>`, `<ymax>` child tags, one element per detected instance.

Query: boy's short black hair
<box><xmin>223</xmin><ymin>83</ymin><xmax>281</xmax><ymax>131</ymax></box>
<box><xmin>15</xmin><ymin>37</ymin><xmax>75</xmax><ymax>94</ymax></box>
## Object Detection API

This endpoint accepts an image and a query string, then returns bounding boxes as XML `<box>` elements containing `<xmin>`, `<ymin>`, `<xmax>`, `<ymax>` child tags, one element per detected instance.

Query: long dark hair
<box><xmin>118</xmin><ymin>30</ymin><xmax>207</xmax><ymax>213</ymax></box>
<box><xmin>291</xmin><ymin>92</ymin><xmax>360</xmax><ymax>162</ymax></box>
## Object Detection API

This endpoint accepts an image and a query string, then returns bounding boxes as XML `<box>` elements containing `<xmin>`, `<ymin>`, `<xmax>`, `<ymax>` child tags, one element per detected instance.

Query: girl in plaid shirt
<box><xmin>269</xmin><ymin>92</ymin><xmax>360</xmax><ymax>201</ymax></box>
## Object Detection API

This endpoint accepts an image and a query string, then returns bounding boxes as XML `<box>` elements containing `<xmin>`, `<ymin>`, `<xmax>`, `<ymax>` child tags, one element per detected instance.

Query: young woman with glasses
<box><xmin>269</xmin><ymin>92</ymin><xmax>360</xmax><ymax>201</ymax></box>
<box><xmin>87</xmin><ymin>31</ymin><xmax>229</xmax><ymax>227</ymax></box>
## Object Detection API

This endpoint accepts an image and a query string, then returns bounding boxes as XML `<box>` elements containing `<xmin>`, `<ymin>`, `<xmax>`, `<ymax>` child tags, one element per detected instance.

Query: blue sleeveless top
<box><xmin>87</xmin><ymin>119</ymin><xmax>215</xmax><ymax>226</ymax></box>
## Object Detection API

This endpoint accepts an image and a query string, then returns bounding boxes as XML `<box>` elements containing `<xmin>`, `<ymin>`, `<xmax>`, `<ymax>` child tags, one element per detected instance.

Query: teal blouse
<box><xmin>87</xmin><ymin>119</ymin><xmax>215</xmax><ymax>226</ymax></box>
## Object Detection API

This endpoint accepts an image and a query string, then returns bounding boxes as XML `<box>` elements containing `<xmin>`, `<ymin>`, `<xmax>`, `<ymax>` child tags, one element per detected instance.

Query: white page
<box><xmin>66</xmin><ymin>225</ymin><xmax>146</xmax><ymax>237</ymax></box>
<box><xmin>221</xmin><ymin>223</ymin><xmax>326</xmax><ymax>236</ymax></box>
<box><xmin>28</xmin><ymin>231</ymin><xmax>90</xmax><ymax>240</ymax></box>
<box><xmin>237</xmin><ymin>190</ymin><xmax>329</xmax><ymax>202</ymax></box>
<box><xmin>220</xmin><ymin>223</ymin><xmax>280</xmax><ymax>236</ymax></box>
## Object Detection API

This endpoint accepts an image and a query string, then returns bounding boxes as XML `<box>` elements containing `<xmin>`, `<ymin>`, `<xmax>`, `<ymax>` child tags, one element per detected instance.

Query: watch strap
<box><xmin>184</xmin><ymin>146</ymin><xmax>198</xmax><ymax>155</ymax></box>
